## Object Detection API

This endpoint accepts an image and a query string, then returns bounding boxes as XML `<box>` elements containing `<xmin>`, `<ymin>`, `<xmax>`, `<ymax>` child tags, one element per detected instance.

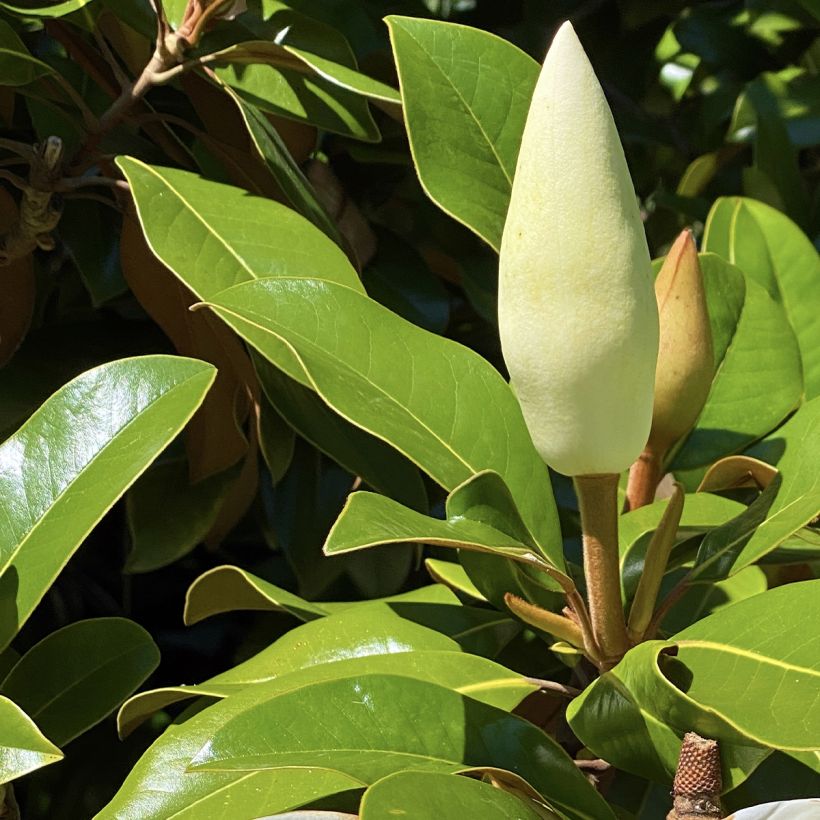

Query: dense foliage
<box><xmin>0</xmin><ymin>0</ymin><xmax>818</xmax><ymax>818</ymax></box>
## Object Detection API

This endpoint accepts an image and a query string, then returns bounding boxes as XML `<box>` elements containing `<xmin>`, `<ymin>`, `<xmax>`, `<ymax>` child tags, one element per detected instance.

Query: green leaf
<box><xmin>122</xmin><ymin>649</ymin><xmax>538</xmax><ymax>740</ymax></box>
<box><xmin>0</xmin><ymin>355</ymin><xmax>215</xmax><ymax>650</ymax></box>
<box><xmin>0</xmin><ymin>695</ymin><xmax>62</xmax><ymax>784</ymax></box>
<box><xmin>743</xmin><ymin>75</ymin><xmax>810</xmax><ymax>226</ymax></box>
<box><xmin>692</xmin><ymin>397</ymin><xmax>820</xmax><ymax>581</ymax></box>
<box><xmin>100</xmin><ymin>606</ymin><xmax>470</xmax><ymax>818</ymax></box>
<box><xmin>661</xmin><ymin>566</ymin><xmax>768</xmax><ymax>635</ymax></box>
<box><xmin>120</xmin><ymin>602</ymin><xmax>465</xmax><ymax>737</ymax></box>
<box><xmin>569</xmin><ymin>580</ymin><xmax>820</xmax><ymax>783</ymax></box>
<box><xmin>670</xmin><ymin>254</ymin><xmax>802</xmax><ymax>471</ymax></box>
<box><xmin>126</xmin><ymin>458</ymin><xmax>237</xmax><ymax>574</ymax></box>
<box><xmin>360</xmin><ymin>771</ymin><xmax>554</xmax><ymax>819</ymax></box>
<box><xmin>0</xmin><ymin>618</ymin><xmax>159</xmax><ymax>746</ymax></box>
<box><xmin>703</xmin><ymin>197</ymin><xmax>820</xmax><ymax>398</ymax></box>
<box><xmin>0</xmin><ymin>0</ymin><xmax>94</xmax><ymax>16</ymax></box>
<box><xmin>203</xmin><ymin>277</ymin><xmax>560</xmax><ymax>562</ymax></box>
<box><xmin>225</xmin><ymin>85</ymin><xmax>343</xmax><ymax>244</ymax></box>
<box><xmin>255</xmin><ymin>356</ymin><xmax>427</xmax><ymax>511</ymax></box>
<box><xmin>211</xmin><ymin>24</ymin><xmax>383</xmax><ymax>143</ymax></box>
<box><xmin>59</xmin><ymin>200</ymin><xmax>127</xmax><ymax>306</ymax></box>
<box><xmin>730</xmin><ymin>68</ymin><xmax>820</xmax><ymax>148</ymax></box>
<box><xmin>102</xmin><ymin>759</ymin><xmax>363</xmax><ymax>820</ymax></box>
<box><xmin>619</xmin><ymin>493</ymin><xmax>746</xmax><ymax>598</ymax></box>
<box><xmin>362</xmin><ymin>228</ymin><xmax>450</xmax><ymax>335</ymax></box>
<box><xmin>115</xmin><ymin>158</ymin><xmax>362</xmax><ymax>304</ymax></box>
<box><xmin>387</xmin><ymin>16</ymin><xmax>538</xmax><ymax>250</ymax></box>
<box><xmin>183</xmin><ymin>564</ymin><xmax>332</xmax><ymax>625</ymax></box>
<box><xmin>0</xmin><ymin>18</ymin><xmax>54</xmax><ymax>85</ymax></box>
<box><xmin>425</xmin><ymin>558</ymin><xmax>487</xmax><ymax>601</ymax></box>
<box><xmin>190</xmin><ymin>674</ymin><xmax>614</xmax><ymax>820</ymax></box>
<box><xmin>325</xmin><ymin>490</ymin><xmax>559</xmax><ymax>575</ymax></box>
<box><xmin>669</xmin><ymin>580</ymin><xmax>820</xmax><ymax>749</ymax></box>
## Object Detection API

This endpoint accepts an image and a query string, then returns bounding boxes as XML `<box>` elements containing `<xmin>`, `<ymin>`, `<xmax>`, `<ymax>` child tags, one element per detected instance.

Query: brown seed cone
<box><xmin>673</xmin><ymin>732</ymin><xmax>722</xmax><ymax>797</ymax></box>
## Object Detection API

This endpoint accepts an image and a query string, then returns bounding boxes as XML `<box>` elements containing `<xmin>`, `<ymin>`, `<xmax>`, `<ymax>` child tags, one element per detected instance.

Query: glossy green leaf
<box><xmin>619</xmin><ymin>493</ymin><xmax>745</xmax><ymax>597</ymax></box>
<box><xmin>425</xmin><ymin>558</ymin><xmax>487</xmax><ymax>601</ymax></box>
<box><xmin>100</xmin><ymin>607</ymin><xmax>466</xmax><ymax>818</ymax></box>
<box><xmin>116</xmin><ymin>158</ymin><xmax>362</xmax><ymax>304</ymax></box>
<box><xmin>204</xmin><ymin>5</ymin><xmax>395</xmax><ymax>140</ymax></box>
<box><xmin>670</xmin><ymin>255</ymin><xmax>802</xmax><ymax>471</ymax></box>
<box><xmin>692</xmin><ymin>397</ymin><xmax>820</xmax><ymax>580</ymax></box>
<box><xmin>325</xmin><ymin>490</ymin><xmax>554</xmax><ymax>573</ymax></box>
<box><xmin>209</xmin><ymin>23</ymin><xmax>400</xmax><ymax>106</ymax></box>
<box><xmin>126</xmin><ymin>458</ymin><xmax>236</xmax><ymax>574</ymax></box>
<box><xmin>102</xmin><ymin>761</ymin><xmax>363</xmax><ymax>820</ymax></box>
<box><xmin>184</xmin><ymin>564</ymin><xmax>332</xmax><ymax>625</ymax></box>
<box><xmin>360</xmin><ymin>771</ymin><xmax>554</xmax><ymax>819</ymax></box>
<box><xmin>569</xmin><ymin>580</ymin><xmax>820</xmax><ymax>784</ymax></box>
<box><xmin>0</xmin><ymin>695</ymin><xmax>61</xmax><ymax>784</ymax></box>
<box><xmin>0</xmin><ymin>0</ymin><xmax>94</xmax><ymax>16</ymax></box>
<box><xmin>0</xmin><ymin>355</ymin><xmax>216</xmax><ymax>650</ymax></box>
<box><xmin>0</xmin><ymin>18</ymin><xmax>54</xmax><ymax>85</ymax></box>
<box><xmin>210</xmin><ymin>17</ymin><xmax>383</xmax><ymax>143</ymax></box>
<box><xmin>703</xmin><ymin>197</ymin><xmax>820</xmax><ymax>398</ymax></box>
<box><xmin>230</xmin><ymin>90</ymin><xmax>342</xmax><ymax>243</ymax></box>
<box><xmin>661</xmin><ymin>566</ymin><xmax>768</xmax><ymax>635</ymax></box>
<box><xmin>255</xmin><ymin>356</ymin><xmax>427</xmax><ymax>511</ymax></box>
<box><xmin>123</xmin><ymin>649</ymin><xmax>538</xmax><ymax>740</ymax></box>
<box><xmin>387</xmin><ymin>16</ymin><xmax>538</xmax><ymax>250</ymax></box>
<box><xmin>1</xmin><ymin>618</ymin><xmax>159</xmax><ymax>746</ymax></box>
<box><xmin>190</xmin><ymin>674</ymin><xmax>614</xmax><ymax>820</ymax></box>
<box><xmin>121</xmin><ymin>595</ymin><xmax>465</xmax><ymax>736</ymax></box>
<box><xmin>203</xmin><ymin>277</ymin><xmax>560</xmax><ymax>562</ymax></box>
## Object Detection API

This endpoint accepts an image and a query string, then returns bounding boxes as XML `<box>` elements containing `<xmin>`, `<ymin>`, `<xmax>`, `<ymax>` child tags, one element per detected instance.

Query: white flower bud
<box><xmin>499</xmin><ymin>21</ymin><xmax>658</xmax><ymax>477</ymax></box>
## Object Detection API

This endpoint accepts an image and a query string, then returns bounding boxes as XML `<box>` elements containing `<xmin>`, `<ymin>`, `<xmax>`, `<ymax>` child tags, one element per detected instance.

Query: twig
<box><xmin>0</xmin><ymin>169</ymin><xmax>29</xmax><ymax>191</ymax></box>
<box><xmin>524</xmin><ymin>678</ymin><xmax>582</xmax><ymax>698</ymax></box>
<box><xmin>573</xmin><ymin>758</ymin><xmax>611</xmax><ymax>772</ymax></box>
<box><xmin>91</xmin><ymin>25</ymin><xmax>130</xmax><ymax>90</ymax></box>
<box><xmin>57</xmin><ymin>176</ymin><xmax>129</xmax><ymax>192</ymax></box>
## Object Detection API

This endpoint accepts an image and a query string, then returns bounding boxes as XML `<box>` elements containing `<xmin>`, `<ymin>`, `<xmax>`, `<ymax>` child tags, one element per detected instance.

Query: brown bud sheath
<box><xmin>650</xmin><ymin>229</ymin><xmax>714</xmax><ymax>453</ymax></box>
<box><xmin>667</xmin><ymin>732</ymin><xmax>723</xmax><ymax>820</ymax></box>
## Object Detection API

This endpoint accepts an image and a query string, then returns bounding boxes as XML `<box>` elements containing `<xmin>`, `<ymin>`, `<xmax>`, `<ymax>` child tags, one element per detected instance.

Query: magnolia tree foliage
<box><xmin>0</xmin><ymin>1</ymin><xmax>818</xmax><ymax>819</ymax></box>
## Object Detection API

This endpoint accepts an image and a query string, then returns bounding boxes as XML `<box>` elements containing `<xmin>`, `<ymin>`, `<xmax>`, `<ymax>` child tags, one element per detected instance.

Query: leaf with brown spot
<box><xmin>0</xmin><ymin>187</ymin><xmax>35</xmax><ymax>368</ymax></box>
<box><xmin>121</xmin><ymin>207</ymin><xmax>252</xmax><ymax>480</ymax></box>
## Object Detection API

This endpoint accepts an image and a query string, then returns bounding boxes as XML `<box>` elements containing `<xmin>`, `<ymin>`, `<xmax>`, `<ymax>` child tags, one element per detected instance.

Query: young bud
<box><xmin>498</xmin><ymin>21</ymin><xmax>658</xmax><ymax>477</ymax></box>
<box><xmin>649</xmin><ymin>229</ymin><xmax>714</xmax><ymax>452</ymax></box>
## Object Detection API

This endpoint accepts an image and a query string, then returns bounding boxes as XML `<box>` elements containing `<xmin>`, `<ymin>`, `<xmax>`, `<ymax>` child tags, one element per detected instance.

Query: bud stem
<box><xmin>574</xmin><ymin>474</ymin><xmax>630</xmax><ymax>668</ymax></box>
<box><xmin>625</xmin><ymin>444</ymin><xmax>664</xmax><ymax>511</ymax></box>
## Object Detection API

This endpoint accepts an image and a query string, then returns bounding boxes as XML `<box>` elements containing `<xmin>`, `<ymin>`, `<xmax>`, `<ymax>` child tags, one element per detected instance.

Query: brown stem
<box><xmin>524</xmin><ymin>678</ymin><xmax>582</xmax><ymax>698</ymax></box>
<box><xmin>625</xmin><ymin>444</ymin><xmax>664</xmax><ymax>511</ymax></box>
<box><xmin>574</xmin><ymin>474</ymin><xmax>629</xmax><ymax>668</ymax></box>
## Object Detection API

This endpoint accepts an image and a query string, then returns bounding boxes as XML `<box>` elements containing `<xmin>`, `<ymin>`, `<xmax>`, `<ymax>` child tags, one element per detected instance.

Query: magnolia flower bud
<box><xmin>649</xmin><ymin>229</ymin><xmax>714</xmax><ymax>452</ymax></box>
<box><xmin>499</xmin><ymin>21</ymin><xmax>658</xmax><ymax>477</ymax></box>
